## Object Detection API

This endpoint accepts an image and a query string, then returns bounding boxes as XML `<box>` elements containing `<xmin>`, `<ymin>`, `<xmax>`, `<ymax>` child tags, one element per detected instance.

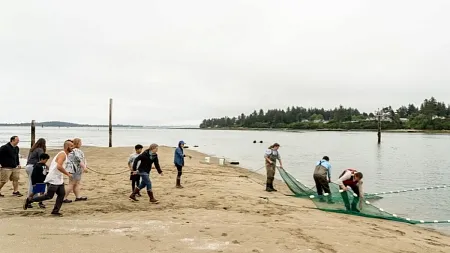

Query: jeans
<box><xmin>138</xmin><ymin>172</ymin><xmax>152</xmax><ymax>191</ymax></box>
<box><xmin>30</xmin><ymin>184</ymin><xmax>65</xmax><ymax>213</ymax></box>
<box><xmin>25</xmin><ymin>165</ymin><xmax>34</xmax><ymax>196</ymax></box>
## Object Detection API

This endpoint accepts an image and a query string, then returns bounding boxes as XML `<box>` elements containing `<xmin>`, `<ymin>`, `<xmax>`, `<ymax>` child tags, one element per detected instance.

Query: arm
<box><xmin>154</xmin><ymin>156</ymin><xmax>163</xmax><ymax>174</ymax></box>
<box><xmin>15</xmin><ymin>147</ymin><xmax>20</xmax><ymax>168</ymax></box>
<box><xmin>327</xmin><ymin>164</ymin><xmax>332</xmax><ymax>182</ymax></box>
<box><xmin>277</xmin><ymin>153</ymin><xmax>282</xmax><ymax>167</ymax></box>
<box><xmin>56</xmin><ymin>153</ymin><xmax>71</xmax><ymax>177</ymax></box>
<box><xmin>336</xmin><ymin>171</ymin><xmax>352</xmax><ymax>189</ymax></box>
<box><xmin>132</xmin><ymin>155</ymin><xmax>142</xmax><ymax>172</ymax></box>
<box><xmin>128</xmin><ymin>155</ymin><xmax>134</xmax><ymax>170</ymax></box>
<box><xmin>264</xmin><ymin>151</ymin><xmax>273</xmax><ymax>164</ymax></box>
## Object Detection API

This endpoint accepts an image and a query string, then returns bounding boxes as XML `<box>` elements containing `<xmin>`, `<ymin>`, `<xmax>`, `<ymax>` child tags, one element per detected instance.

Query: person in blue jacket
<box><xmin>174</xmin><ymin>140</ymin><xmax>191</xmax><ymax>188</ymax></box>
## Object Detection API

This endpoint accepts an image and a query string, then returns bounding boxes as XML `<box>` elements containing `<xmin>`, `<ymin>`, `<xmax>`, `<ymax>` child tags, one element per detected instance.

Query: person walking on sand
<box><xmin>27</xmin><ymin>153</ymin><xmax>50</xmax><ymax>209</ymax></box>
<box><xmin>24</xmin><ymin>140</ymin><xmax>74</xmax><ymax>216</ymax></box>
<box><xmin>174</xmin><ymin>140</ymin><xmax>192</xmax><ymax>188</ymax></box>
<box><xmin>128</xmin><ymin>144</ymin><xmax>143</xmax><ymax>195</ymax></box>
<box><xmin>25</xmin><ymin>138</ymin><xmax>47</xmax><ymax>205</ymax></box>
<box><xmin>264</xmin><ymin>143</ymin><xmax>283</xmax><ymax>192</ymax></box>
<box><xmin>313</xmin><ymin>156</ymin><xmax>334</xmax><ymax>204</ymax></box>
<box><xmin>129</xmin><ymin>143</ymin><xmax>163</xmax><ymax>203</ymax></box>
<box><xmin>0</xmin><ymin>136</ymin><xmax>22</xmax><ymax>197</ymax></box>
<box><xmin>336</xmin><ymin>169</ymin><xmax>364</xmax><ymax>212</ymax></box>
<box><xmin>63</xmin><ymin>138</ymin><xmax>88</xmax><ymax>203</ymax></box>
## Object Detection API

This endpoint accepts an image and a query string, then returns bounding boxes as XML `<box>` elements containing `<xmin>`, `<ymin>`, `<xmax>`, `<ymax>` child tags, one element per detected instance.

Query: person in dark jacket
<box><xmin>0</xmin><ymin>136</ymin><xmax>22</xmax><ymax>197</ymax></box>
<box><xmin>129</xmin><ymin>143</ymin><xmax>163</xmax><ymax>203</ymax></box>
<box><xmin>27</xmin><ymin>153</ymin><xmax>50</xmax><ymax>209</ymax></box>
<box><xmin>173</xmin><ymin>140</ymin><xmax>191</xmax><ymax>188</ymax></box>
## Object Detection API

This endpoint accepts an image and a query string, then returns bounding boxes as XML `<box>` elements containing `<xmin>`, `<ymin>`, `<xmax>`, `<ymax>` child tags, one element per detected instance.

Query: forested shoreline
<box><xmin>200</xmin><ymin>97</ymin><xmax>450</xmax><ymax>130</ymax></box>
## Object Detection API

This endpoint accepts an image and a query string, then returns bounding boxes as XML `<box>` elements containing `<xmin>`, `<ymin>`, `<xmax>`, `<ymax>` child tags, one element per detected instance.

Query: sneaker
<box><xmin>51</xmin><ymin>212</ymin><xmax>63</xmax><ymax>217</ymax></box>
<box><xmin>74</xmin><ymin>197</ymin><xmax>88</xmax><ymax>201</ymax></box>
<box><xmin>38</xmin><ymin>202</ymin><xmax>46</xmax><ymax>209</ymax></box>
<box><xmin>13</xmin><ymin>191</ymin><xmax>23</xmax><ymax>197</ymax></box>
<box><xmin>63</xmin><ymin>199</ymin><xmax>72</xmax><ymax>203</ymax></box>
<box><xmin>136</xmin><ymin>192</ymin><xmax>142</xmax><ymax>197</ymax></box>
<box><xmin>0</xmin><ymin>193</ymin><xmax>4</xmax><ymax>197</ymax></box>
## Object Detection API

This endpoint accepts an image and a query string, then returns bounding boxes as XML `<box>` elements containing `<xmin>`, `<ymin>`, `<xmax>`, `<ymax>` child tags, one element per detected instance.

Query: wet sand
<box><xmin>0</xmin><ymin>146</ymin><xmax>449</xmax><ymax>253</ymax></box>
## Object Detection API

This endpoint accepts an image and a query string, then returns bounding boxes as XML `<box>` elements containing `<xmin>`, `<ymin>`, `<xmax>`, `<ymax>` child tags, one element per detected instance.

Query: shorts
<box><xmin>69</xmin><ymin>172</ymin><xmax>82</xmax><ymax>182</ymax></box>
<box><xmin>33</xmin><ymin>183</ymin><xmax>47</xmax><ymax>194</ymax></box>
<box><xmin>0</xmin><ymin>168</ymin><xmax>20</xmax><ymax>183</ymax></box>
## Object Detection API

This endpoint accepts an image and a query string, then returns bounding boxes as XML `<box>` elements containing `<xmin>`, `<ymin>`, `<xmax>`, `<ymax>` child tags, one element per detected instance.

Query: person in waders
<box><xmin>264</xmin><ymin>143</ymin><xmax>283</xmax><ymax>192</ymax></box>
<box><xmin>313</xmin><ymin>156</ymin><xmax>334</xmax><ymax>203</ymax></box>
<box><xmin>129</xmin><ymin>143</ymin><xmax>163</xmax><ymax>203</ymax></box>
<box><xmin>174</xmin><ymin>140</ymin><xmax>192</xmax><ymax>188</ymax></box>
<box><xmin>336</xmin><ymin>169</ymin><xmax>364</xmax><ymax>212</ymax></box>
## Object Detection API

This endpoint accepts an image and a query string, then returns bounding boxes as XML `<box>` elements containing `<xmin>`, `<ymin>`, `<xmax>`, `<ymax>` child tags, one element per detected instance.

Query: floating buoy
<box><xmin>253</xmin><ymin>140</ymin><xmax>256</xmax><ymax>143</ymax></box>
<box><xmin>193</xmin><ymin>145</ymin><xmax>198</xmax><ymax>147</ymax></box>
<box><xmin>184</xmin><ymin>146</ymin><xmax>189</xmax><ymax>149</ymax></box>
<box><xmin>230</xmin><ymin>161</ymin><xmax>240</xmax><ymax>165</ymax></box>
<box><xmin>259</xmin><ymin>140</ymin><xmax>263</xmax><ymax>143</ymax></box>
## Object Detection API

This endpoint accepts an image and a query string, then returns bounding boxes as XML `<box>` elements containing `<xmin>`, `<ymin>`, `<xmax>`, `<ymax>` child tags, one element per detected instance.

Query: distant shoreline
<box><xmin>197</xmin><ymin>127</ymin><xmax>450</xmax><ymax>134</ymax></box>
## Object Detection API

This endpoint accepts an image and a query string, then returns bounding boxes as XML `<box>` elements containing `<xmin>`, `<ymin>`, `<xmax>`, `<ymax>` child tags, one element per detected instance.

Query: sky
<box><xmin>1</xmin><ymin>0</ymin><xmax>450</xmax><ymax>126</ymax></box>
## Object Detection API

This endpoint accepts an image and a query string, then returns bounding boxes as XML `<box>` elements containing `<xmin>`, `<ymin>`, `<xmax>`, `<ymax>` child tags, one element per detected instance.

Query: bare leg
<box><xmin>12</xmin><ymin>181</ymin><xmax>19</xmax><ymax>192</ymax></box>
<box><xmin>64</xmin><ymin>182</ymin><xmax>74</xmax><ymax>200</ymax></box>
<box><xmin>73</xmin><ymin>181</ymin><xmax>81</xmax><ymax>198</ymax></box>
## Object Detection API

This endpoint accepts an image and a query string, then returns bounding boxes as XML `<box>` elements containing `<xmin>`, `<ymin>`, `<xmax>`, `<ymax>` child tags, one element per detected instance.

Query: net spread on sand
<box><xmin>277</xmin><ymin>167</ymin><xmax>450</xmax><ymax>224</ymax></box>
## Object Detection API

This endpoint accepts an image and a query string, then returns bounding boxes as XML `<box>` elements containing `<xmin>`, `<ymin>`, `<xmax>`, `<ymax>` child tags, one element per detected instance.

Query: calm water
<box><xmin>1</xmin><ymin>126</ymin><xmax>449</xmax><ymax>233</ymax></box>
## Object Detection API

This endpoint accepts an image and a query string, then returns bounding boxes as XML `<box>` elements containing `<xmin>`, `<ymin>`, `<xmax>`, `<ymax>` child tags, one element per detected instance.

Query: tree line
<box><xmin>199</xmin><ymin>97</ymin><xmax>450</xmax><ymax>130</ymax></box>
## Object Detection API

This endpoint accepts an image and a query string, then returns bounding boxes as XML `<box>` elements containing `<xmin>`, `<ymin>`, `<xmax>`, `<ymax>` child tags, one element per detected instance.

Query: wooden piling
<box><xmin>377</xmin><ymin>109</ymin><xmax>381</xmax><ymax>144</ymax></box>
<box><xmin>31</xmin><ymin>120</ymin><xmax>36</xmax><ymax>148</ymax></box>
<box><xmin>109</xmin><ymin>98</ymin><xmax>112</xmax><ymax>147</ymax></box>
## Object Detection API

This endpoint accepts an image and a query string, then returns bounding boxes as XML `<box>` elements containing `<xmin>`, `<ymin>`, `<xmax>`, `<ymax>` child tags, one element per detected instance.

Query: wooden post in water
<box><xmin>31</xmin><ymin>120</ymin><xmax>36</xmax><ymax>148</ymax></box>
<box><xmin>377</xmin><ymin>109</ymin><xmax>381</xmax><ymax>144</ymax></box>
<box><xmin>109</xmin><ymin>98</ymin><xmax>113</xmax><ymax>147</ymax></box>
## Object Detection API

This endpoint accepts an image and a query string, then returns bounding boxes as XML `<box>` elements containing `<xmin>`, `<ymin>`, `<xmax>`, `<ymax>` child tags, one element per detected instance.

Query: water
<box><xmin>1</xmin><ymin>126</ymin><xmax>450</xmax><ymax>233</ymax></box>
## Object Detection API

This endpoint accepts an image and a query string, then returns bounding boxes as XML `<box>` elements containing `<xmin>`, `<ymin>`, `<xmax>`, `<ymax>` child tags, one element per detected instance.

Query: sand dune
<box><xmin>0</xmin><ymin>146</ymin><xmax>449</xmax><ymax>253</ymax></box>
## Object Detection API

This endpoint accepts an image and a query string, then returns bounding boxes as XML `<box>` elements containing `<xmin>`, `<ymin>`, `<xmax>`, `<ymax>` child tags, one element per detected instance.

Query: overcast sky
<box><xmin>1</xmin><ymin>1</ymin><xmax>450</xmax><ymax>126</ymax></box>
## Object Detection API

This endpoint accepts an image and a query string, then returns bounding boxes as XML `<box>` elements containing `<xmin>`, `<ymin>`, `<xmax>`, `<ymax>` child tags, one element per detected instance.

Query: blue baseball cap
<box><xmin>179</xmin><ymin>140</ymin><xmax>185</xmax><ymax>145</ymax></box>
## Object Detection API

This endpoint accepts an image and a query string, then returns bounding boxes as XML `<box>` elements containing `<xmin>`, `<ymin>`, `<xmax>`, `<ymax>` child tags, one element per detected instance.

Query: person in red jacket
<box><xmin>336</xmin><ymin>169</ymin><xmax>364</xmax><ymax>212</ymax></box>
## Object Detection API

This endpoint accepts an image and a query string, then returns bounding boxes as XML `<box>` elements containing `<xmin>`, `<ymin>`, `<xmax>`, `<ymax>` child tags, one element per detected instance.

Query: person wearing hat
<box><xmin>174</xmin><ymin>140</ymin><xmax>191</xmax><ymax>188</ymax></box>
<box><xmin>313</xmin><ymin>156</ymin><xmax>334</xmax><ymax>203</ymax></box>
<box><xmin>264</xmin><ymin>143</ymin><xmax>282</xmax><ymax>192</ymax></box>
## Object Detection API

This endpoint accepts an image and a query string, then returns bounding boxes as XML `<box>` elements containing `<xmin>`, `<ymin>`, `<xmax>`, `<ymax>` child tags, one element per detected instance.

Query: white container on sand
<box><xmin>219</xmin><ymin>158</ymin><xmax>225</xmax><ymax>166</ymax></box>
<box><xmin>205</xmin><ymin>157</ymin><xmax>210</xmax><ymax>163</ymax></box>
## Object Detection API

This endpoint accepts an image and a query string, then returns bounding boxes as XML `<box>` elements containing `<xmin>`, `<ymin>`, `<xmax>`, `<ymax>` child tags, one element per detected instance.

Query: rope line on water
<box><xmin>367</xmin><ymin>185</ymin><xmax>449</xmax><ymax>196</ymax></box>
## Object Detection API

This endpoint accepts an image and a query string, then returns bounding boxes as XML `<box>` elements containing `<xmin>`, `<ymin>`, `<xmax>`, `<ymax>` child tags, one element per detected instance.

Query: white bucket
<box><xmin>205</xmin><ymin>157</ymin><xmax>210</xmax><ymax>163</ymax></box>
<box><xmin>219</xmin><ymin>158</ymin><xmax>225</xmax><ymax>166</ymax></box>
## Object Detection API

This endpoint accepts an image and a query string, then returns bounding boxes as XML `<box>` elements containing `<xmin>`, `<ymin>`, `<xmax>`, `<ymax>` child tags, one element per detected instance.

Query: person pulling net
<box><xmin>336</xmin><ymin>168</ymin><xmax>364</xmax><ymax>212</ymax></box>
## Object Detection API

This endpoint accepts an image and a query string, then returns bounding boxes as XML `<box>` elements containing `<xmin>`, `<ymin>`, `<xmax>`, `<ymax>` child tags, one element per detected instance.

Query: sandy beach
<box><xmin>0</xmin><ymin>146</ymin><xmax>449</xmax><ymax>253</ymax></box>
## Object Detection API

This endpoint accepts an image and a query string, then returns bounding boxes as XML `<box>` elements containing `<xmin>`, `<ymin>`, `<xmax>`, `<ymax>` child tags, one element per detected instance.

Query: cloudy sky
<box><xmin>1</xmin><ymin>1</ymin><xmax>449</xmax><ymax>126</ymax></box>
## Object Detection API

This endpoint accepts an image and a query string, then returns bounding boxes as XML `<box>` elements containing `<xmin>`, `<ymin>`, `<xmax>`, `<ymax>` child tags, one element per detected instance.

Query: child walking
<box><xmin>26</xmin><ymin>153</ymin><xmax>50</xmax><ymax>209</ymax></box>
<box><xmin>128</xmin><ymin>144</ymin><xmax>143</xmax><ymax>196</ymax></box>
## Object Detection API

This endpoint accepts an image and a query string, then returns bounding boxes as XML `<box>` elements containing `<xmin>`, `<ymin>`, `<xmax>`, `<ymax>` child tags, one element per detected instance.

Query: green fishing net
<box><xmin>277</xmin><ymin>167</ymin><xmax>449</xmax><ymax>224</ymax></box>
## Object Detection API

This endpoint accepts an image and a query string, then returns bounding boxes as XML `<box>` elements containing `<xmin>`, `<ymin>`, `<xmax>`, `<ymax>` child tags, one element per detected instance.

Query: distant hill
<box><xmin>0</xmin><ymin>121</ymin><xmax>144</xmax><ymax>128</ymax></box>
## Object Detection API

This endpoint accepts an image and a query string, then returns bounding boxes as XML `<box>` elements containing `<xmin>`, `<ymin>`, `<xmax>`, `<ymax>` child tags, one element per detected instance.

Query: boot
<box><xmin>340</xmin><ymin>192</ymin><xmax>351</xmax><ymax>211</ymax></box>
<box><xmin>327</xmin><ymin>194</ymin><xmax>335</xmax><ymax>204</ymax></box>
<box><xmin>270</xmin><ymin>183</ymin><xmax>277</xmax><ymax>192</ymax></box>
<box><xmin>318</xmin><ymin>195</ymin><xmax>326</xmax><ymax>202</ymax></box>
<box><xmin>129</xmin><ymin>188</ymin><xmax>140</xmax><ymax>201</ymax></box>
<box><xmin>147</xmin><ymin>190</ymin><xmax>159</xmax><ymax>203</ymax></box>
<box><xmin>351</xmin><ymin>198</ymin><xmax>360</xmax><ymax>212</ymax></box>
<box><xmin>265</xmin><ymin>183</ymin><xmax>273</xmax><ymax>192</ymax></box>
<box><xmin>176</xmin><ymin>178</ymin><xmax>183</xmax><ymax>189</ymax></box>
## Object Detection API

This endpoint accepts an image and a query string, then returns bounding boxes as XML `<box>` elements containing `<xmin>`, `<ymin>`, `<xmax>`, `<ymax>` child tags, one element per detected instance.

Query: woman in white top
<box><xmin>63</xmin><ymin>138</ymin><xmax>88</xmax><ymax>203</ymax></box>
